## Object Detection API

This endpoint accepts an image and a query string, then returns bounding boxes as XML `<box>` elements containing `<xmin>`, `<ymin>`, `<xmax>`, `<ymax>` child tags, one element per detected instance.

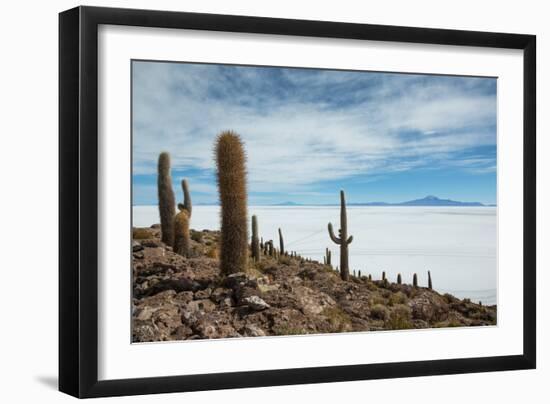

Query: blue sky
<box><xmin>132</xmin><ymin>61</ymin><xmax>497</xmax><ymax>205</ymax></box>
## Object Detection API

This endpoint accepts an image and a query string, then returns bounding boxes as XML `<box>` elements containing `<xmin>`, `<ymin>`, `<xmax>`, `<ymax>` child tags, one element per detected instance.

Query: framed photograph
<box><xmin>59</xmin><ymin>6</ymin><xmax>536</xmax><ymax>398</ymax></box>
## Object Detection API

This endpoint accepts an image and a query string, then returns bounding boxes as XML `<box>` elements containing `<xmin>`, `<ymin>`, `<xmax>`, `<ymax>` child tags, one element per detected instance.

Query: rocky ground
<box><xmin>132</xmin><ymin>225</ymin><xmax>497</xmax><ymax>342</ymax></box>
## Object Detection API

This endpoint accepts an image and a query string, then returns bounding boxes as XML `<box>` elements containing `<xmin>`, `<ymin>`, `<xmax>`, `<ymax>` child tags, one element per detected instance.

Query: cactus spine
<box><xmin>328</xmin><ymin>190</ymin><xmax>353</xmax><ymax>281</ymax></box>
<box><xmin>215</xmin><ymin>131</ymin><xmax>248</xmax><ymax>275</ymax></box>
<box><xmin>278</xmin><ymin>228</ymin><xmax>285</xmax><ymax>255</ymax></box>
<box><xmin>173</xmin><ymin>178</ymin><xmax>192</xmax><ymax>257</ymax></box>
<box><xmin>251</xmin><ymin>215</ymin><xmax>260</xmax><ymax>262</ymax></box>
<box><xmin>397</xmin><ymin>273</ymin><xmax>402</xmax><ymax>285</ymax></box>
<box><xmin>413</xmin><ymin>273</ymin><xmax>418</xmax><ymax>287</ymax></box>
<box><xmin>157</xmin><ymin>152</ymin><xmax>176</xmax><ymax>246</ymax></box>
<box><xmin>428</xmin><ymin>270</ymin><xmax>433</xmax><ymax>289</ymax></box>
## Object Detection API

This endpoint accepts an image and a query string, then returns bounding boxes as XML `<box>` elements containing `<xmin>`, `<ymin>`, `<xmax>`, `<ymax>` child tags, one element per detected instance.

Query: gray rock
<box><xmin>243</xmin><ymin>324</ymin><xmax>266</xmax><ymax>337</ymax></box>
<box><xmin>243</xmin><ymin>296</ymin><xmax>270</xmax><ymax>311</ymax></box>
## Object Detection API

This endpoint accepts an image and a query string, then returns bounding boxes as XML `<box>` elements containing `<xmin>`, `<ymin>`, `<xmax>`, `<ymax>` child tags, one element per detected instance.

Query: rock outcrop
<box><xmin>132</xmin><ymin>226</ymin><xmax>497</xmax><ymax>342</ymax></box>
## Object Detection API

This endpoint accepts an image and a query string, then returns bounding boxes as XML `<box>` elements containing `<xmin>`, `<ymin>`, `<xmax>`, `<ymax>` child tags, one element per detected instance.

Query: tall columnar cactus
<box><xmin>397</xmin><ymin>273</ymin><xmax>402</xmax><ymax>285</ymax></box>
<box><xmin>178</xmin><ymin>179</ymin><xmax>192</xmax><ymax>217</ymax></box>
<box><xmin>413</xmin><ymin>273</ymin><xmax>418</xmax><ymax>287</ymax></box>
<box><xmin>215</xmin><ymin>131</ymin><xmax>248</xmax><ymax>275</ymax></box>
<box><xmin>382</xmin><ymin>271</ymin><xmax>386</xmax><ymax>281</ymax></box>
<box><xmin>173</xmin><ymin>210</ymin><xmax>190</xmax><ymax>256</ymax></box>
<box><xmin>278</xmin><ymin>228</ymin><xmax>285</xmax><ymax>255</ymax></box>
<box><xmin>157</xmin><ymin>152</ymin><xmax>176</xmax><ymax>246</ymax></box>
<box><xmin>328</xmin><ymin>190</ymin><xmax>354</xmax><ymax>281</ymax></box>
<box><xmin>173</xmin><ymin>178</ymin><xmax>192</xmax><ymax>257</ymax></box>
<box><xmin>358</xmin><ymin>270</ymin><xmax>362</xmax><ymax>278</ymax></box>
<box><xmin>251</xmin><ymin>215</ymin><xmax>260</xmax><ymax>262</ymax></box>
<box><xmin>428</xmin><ymin>270</ymin><xmax>433</xmax><ymax>289</ymax></box>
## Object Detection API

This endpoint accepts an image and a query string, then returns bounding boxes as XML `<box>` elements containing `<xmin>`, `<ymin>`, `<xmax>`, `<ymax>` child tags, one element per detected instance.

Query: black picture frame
<box><xmin>59</xmin><ymin>5</ymin><xmax>536</xmax><ymax>398</ymax></box>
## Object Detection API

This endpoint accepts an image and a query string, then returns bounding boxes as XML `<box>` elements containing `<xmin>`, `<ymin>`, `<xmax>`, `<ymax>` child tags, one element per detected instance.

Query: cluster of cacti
<box><xmin>158</xmin><ymin>138</ymin><xmax>439</xmax><ymax>291</ymax></box>
<box><xmin>328</xmin><ymin>190</ymin><xmax>354</xmax><ymax>281</ymax></box>
<box><xmin>157</xmin><ymin>152</ymin><xmax>193</xmax><ymax>257</ymax></box>
<box><xmin>215</xmin><ymin>131</ymin><xmax>249</xmax><ymax>275</ymax></box>
<box><xmin>157</xmin><ymin>152</ymin><xmax>176</xmax><ymax>246</ymax></box>
<box><xmin>323</xmin><ymin>248</ymin><xmax>332</xmax><ymax>267</ymax></box>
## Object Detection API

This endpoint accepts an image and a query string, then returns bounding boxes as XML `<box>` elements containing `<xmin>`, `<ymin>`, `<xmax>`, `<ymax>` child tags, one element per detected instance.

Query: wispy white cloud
<box><xmin>132</xmin><ymin>62</ymin><xmax>496</xmax><ymax>198</ymax></box>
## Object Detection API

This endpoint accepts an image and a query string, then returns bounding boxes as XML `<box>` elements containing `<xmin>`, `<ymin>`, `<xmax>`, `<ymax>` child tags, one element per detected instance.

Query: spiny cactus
<box><xmin>397</xmin><ymin>273</ymin><xmax>402</xmax><ymax>285</ymax></box>
<box><xmin>215</xmin><ymin>131</ymin><xmax>248</xmax><ymax>275</ymax></box>
<box><xmin>382</xmin><ymin>271</ymin><xmax>386</xmax><ymax>281</ymax></box>
<box><xmin>266</xmin><ymin>240</ymin><xmax>274</xmax><ymax>256</ymax></box>
<box><xmin>173</xmin><ymin>178</ymin><xmax>192</xmax><ymax>257</ymax></box>
<box><xmin>278</xmin><ymin>228</ymin><xmax>285</xmax><ymax>255</ymax></box>
<box><xmin>177</xmin><ymin>179</ymin><xmax>192</xmax><ymax>217</ymax></box>
<box><xmin>328</xmin><ymin>190</ymin><xmax>353</xmax><ymax>281</ymax></box>
<box><xmin>173</xmin><ymin>210</ymin><xmax>190</xmax><ymax>256</ymax></box>
<box><xmin>413</xmin><ymin>273</ymin><xmax>418</xmax><ymax>287</ymax></box>
<box><xmin>358</xmin><ymin>270</ymin><xmax>362</xmax><ymax>277</ymax></box>
<box><xmin>251</xmin><ymin>215</ymin><xmax>260</xmax><ymax>262</ymax></box>
<box><xmin>324</xmin><ymin>248</ymin><xmax>332</xmax><ymax>266</ymax></box>
<box><xmin>428</xmin><ymin>270</ymin><xmax>433</xmax><ymax>289</ymax></box>
<box><xmin>157</xmin><ymin>152</ymin><xmax>176</xmax><ymax>246</ymax></box>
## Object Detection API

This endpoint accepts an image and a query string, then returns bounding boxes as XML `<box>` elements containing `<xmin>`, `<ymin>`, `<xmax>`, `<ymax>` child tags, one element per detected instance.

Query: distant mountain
<box><xmin>397</xmin><ymin>195</ymin><xmax>484</xmax><ymax>207</ymax></box>
<box><xmin>271</xmin><ymin>195</ymin><xmax>488</xmax><ymax>207</ymax></box>
<box><xmin>272</xmin><ymin>201</ymin><xmax>301</xmax><ymax>206</ymax></box>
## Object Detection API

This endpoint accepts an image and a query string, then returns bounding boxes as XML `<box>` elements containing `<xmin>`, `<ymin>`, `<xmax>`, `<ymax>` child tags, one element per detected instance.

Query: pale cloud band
<box><xmin>132</xmin><ymin>61</ymin><xmax>496</xmax><ymax>205</ymax></box>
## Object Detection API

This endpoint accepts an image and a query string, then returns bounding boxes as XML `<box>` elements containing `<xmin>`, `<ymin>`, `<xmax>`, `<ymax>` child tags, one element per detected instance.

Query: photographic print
<box><xmin>131</xmin><ymin>60</ymin><xmax>497</xmax><ymax>343</ymax></box>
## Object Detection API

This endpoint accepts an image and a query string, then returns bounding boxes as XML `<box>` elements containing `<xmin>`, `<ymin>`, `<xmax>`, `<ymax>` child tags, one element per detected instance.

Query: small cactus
<box><xmin>251</xmin><ymin>215</ymin><xmax>260</xmax><ymax>262</ymax></box>
<box><xmin>157</xmin><ymin>152</ymin><xmax>176</xmax><ymax>246</ymax></box>
<box><xmin>413</xmin><ymin>273</ymin><xmax>418</xmax><ymax>287</ymax></box>
<box><xmin>266</xmin><ymin>240</ymin><xmax>274</xmax><ymax>256</ymax></box>
<box><xmin>397</xmin><ymin>273</ymin><xmax>402</xmax><ymax>285</ymax></box>
<box><xmin>177</xmin><ymin>179</ymin><xmax>192</xmax><ymax>217</ymax></box>
<box><xmin>173</xmin><ymin>210</ymin><xmax>190</xmax><ymax>256</ymax></box>
<box><xmin>328</xmin><ymin>190</ymin><xmax>353</xmax><ymax>281</ymax></box>
<box><xmin>278</xmin><ymin>228</ymin><xmax>285</xmax><ymax>255</ymax></box>
<box><xmin>428</xmin><ymin>270</ymin><xmax>433</xmax><ymax>289</ymax></box>
<box><xmin>324</xmin><ymin>248</ymin><xmax>332</xmax><ymax>267</ymax></box>
<box><xmin>173</xmin><ymin>178</ymin><xmax>192</xmax><ymax>257</ymax></box>
<box><xmin>215</xmin><ymin>131</ymin><xmax>248</xmax><ymax>275</ymax></box>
